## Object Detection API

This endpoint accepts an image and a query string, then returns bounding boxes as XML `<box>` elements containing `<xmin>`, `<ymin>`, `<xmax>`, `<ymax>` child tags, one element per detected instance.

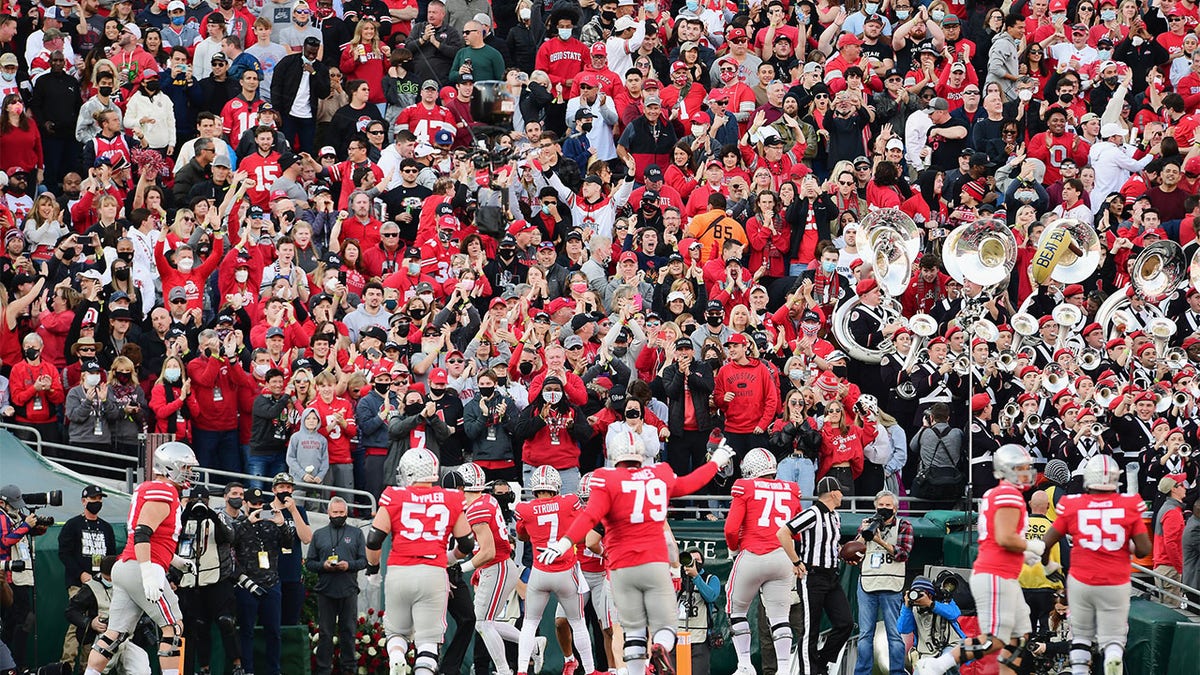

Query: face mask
<box><xmin>706</xmin><ymin>357</ymin><xmax>722</xmax><ymax>370</ymax></box>
<box><xmin>410</xmin><ymin>308</ymin><xmax>426</xmax><ymax>320</ymax></box>
<box><xmin>219</xmin><ymin>0</ymin><xmax>233</xmax><ymax>8</ymax></box>
<box><xmin>931</xmin><ymin>9</ymin><xmax>945</xmax><ymax>21</ymax></box>
<box><xmin>1018</xmin><ymin>89</ymin><xmax>1033</xmax><ymax>101</ymax></box>
<box><xmin>540</xmin><ymin>204</ymin><xmax>552</xmax><ymax>215</ymax></box>
<box><xmin>1059</xmin><ymin>93</ymin><xmax>1073</xmax><ymax>104</ymax></box>
<box><xmin>1099</xmin><ymin>50</ymin><xmax>1112</xmax><ymax>60</ymax></box>
<box><xmin>0</xmin><ymin>71</ymin><xmax>13</xmax><ymax>83</ymax></box>
<box><xmin>543</xmin><ymin>389</ymin><xmax>563</xmax><ymax>404</ymax></box>
<box><xmin>706</xmin><ymin>314</ymin><xmax>723</xmax><ymax>327</ymax></box>
<box><xmin>831</xmin><ymin>365</ymin><xmax>848</xmax><ymax>378</ymax></box>
<box><xmin>113</xmin><ymin>267</ymin><xmax>130</xmax><ymax>281</ymax></box>
<box><xmin>177</xmin><ymin>258</ymin><xmax>194</xmax><ymax>272</ymax></box>
<box><xmin>165</xmin><ymin>368</ymin><xmax>181</xmax><ymax>382</ymax></box>
<box><xmin>99</xmin><ymin>577</ymin><xmax>113</xmax><ymax>588</ymax></box>
<box><xmin>1104</xmin><ymin>74</ymin><xmax>1118</xmax><ymax>86</ymax></box>
<box><xmin>686</xmin><ymin>0</ymin><xmax>698</xmax><ymax>10</ymax></box>
<box><xmin>226</xmin><ymin>497</ymin><xmax>244</xmax><ymax>510</ymax></box>
<box><xmin>86</xmin><ymin>502</ymin><xmax>103</xmax><ymax>515</ymax></box>
<box><xmin>144</xmin><ymin>80</ymin><xmax>159</xmax><ymax>93</ymax></box>
<box><xmin>405</xmin><ymin>402</ymin><xmax>424</xmax><ymax>416</ymax></box>
<box><xmin>253</xmin><ymin>363</ymin><xmax>270</xmax><ymax>378</ymax></box>
<box><xmin>865</xmin><ymin>3</ymin><xmax>879</xmax><ymax>14</ymax></box>
<box><xmin>571</xmin><ymin>282</ymin><xmax>588</xmax><ymax>294</ymax></box>
<box><xmin>326</xmin><ymin>515</ymin><xmax>347</xmax><ymax>528</ymax></box>
<box><xmin>1051</xmin><ymin>12</ymin><xmax>1066</xmax><ymax>22</ymax></box>
<box><xmin>384</xmin><ymin>299</ymin><xmax>398</xmax><ymax>311</ymax></box>
<box><xmin>23</xmin><ymin>348</ymin><xmax>39</xmax><ymax>361</ymax></box>
<box><xmin>84</xmin><ymin>373</ymin><xmax>102</xmax><ymax>388</ymax></box>
<box><xmin>115</xmin><ymin>371</ymin><xmax>132</xmax><ymax>383</ymax></box>
<box><xmin>494</xmin><ymin>491</ymin><xmax>515</xmax><ymax>509</ymax></box>
<box><xmin>624</xmin><ymin>407</ymin><xmax>641</xmax><ymax>419</ymax></box>
<box><xmin>646</xmin><ymin>2</ymin><xmax>657</xmax><ymax>12</ymax></box>
<box><xmin>117</xmin><ymin>251</ymin><xmax>134</xmax><ymax>263</ymax></box>
<box><xmin>876</xmin><ymin>507</ymin><xmax>895</xmax><ymax>521</ymax></box>
<box><xmin>1101</xmin><ymin>9</ymin><xmax>1116</xmax><ymax>20</ymax></box>
<box><xmin>601</xmin><ymin>10</ymin><xmax>616</xmax><ymax>21</ymax></box>
<box><xmin>895</xmin><ymin>10</ymin><xmax>910</xmax><ymax>19</ymax></box>
<box><xmin>581</xmin><ymin>122</ymin><xmax>593</xmax><ymax>133</ymax></box>
<box><xmin>171</xmin><ymin>14</ymin><xmax>186</xmax><ymax>25</ymax></box>
<box><xmin>692</xmin><ymin>124</ymin><xmax>708</xmax><ymax>136</ymax></box>
<box><xmin>613</xmin><ymin>346</ymin><xmax>630</xmax><ymax>357</ymax></box>
<box><xmin>720</xmin><ymin>70</ymin><xmax>736</xmax><ymax>83</ymax></box>
<box><xmin>396</xmin><ymin>321</ymin><xmax>411</xmax><ymax>334</ymax></box>
<box><xmin>235</xmin><ymin>269</ymin><xmax>249</xmax><ymax>283</ymax></box>
<box><xmin>519</xmin><ymin>8</ymin><xmax>531</xmax><ymax>20</ymax></box>
<box><xmin>275</xmin><ymin>491</ymin><xmax>292</xmax><ymax>503</ymax></box>
<box><xmin>1132</xmin><ymin>36</ymin><xmax>1144</xmax><ymax>46</ymax></box>
<box><xmin>408</xmin><ymin>262</ymin><xmax>421</xmax><ymax>275</ymax></box>
<box><xmin>788</xmin><ymin>368</ymin><xmax>803</xmax><ymax>380</ymax></box>
<box><xmin>98</xmin><ymin>85</ymin><xmax>114</xmax><ymax>97</ymax></box>
<box><xmin>519</xmin><ymin>361</ymin><xmax>534</xmax><ymax>375</ymax></box>
<box><xmin>821</xmin><ymin>260</ymin><xmax>837</xmax><ymax>273</ymax></box>
<box><xmin>478</xmin><ymin>386</ymin><xmax>495</xmax><ymax>398</ymax></box>
<box><xmin>558</xmin><ymin>28</ymin><xmax>572</xmax><ymax>40</ymax></box>
<box><xmin>460</xmin><ymin>279</ymin><xmax>475</xmax><ymax>292</ymax></box>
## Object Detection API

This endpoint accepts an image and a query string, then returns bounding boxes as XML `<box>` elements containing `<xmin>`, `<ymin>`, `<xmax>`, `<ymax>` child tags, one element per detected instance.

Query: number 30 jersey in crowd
<box><xmin>1052</xmin><ymin>492</ymin><xmax>1147</xmax><ymax>585</ymax></box>
<box><xmin>118</xmin><ymin>480</ymin><xmax>183</xmax><ymax>571</ymax></box>
<box><xmin>380</xmin><ymin>484</ymin><xmax>466</xmax><ymax>567</ymax></box>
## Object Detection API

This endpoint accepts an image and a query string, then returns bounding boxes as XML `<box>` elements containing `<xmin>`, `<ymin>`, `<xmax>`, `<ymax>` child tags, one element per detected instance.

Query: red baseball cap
<box><xmin>618</xmin><ymin>251</ymin><xmax>638</xmax><ymax>264</ymax></box>
<box><xmin>429</xmin><ymin>367</ymin><xmax>448</xmax><ymax>385</ymax></box>
<box><xmin>726</xmin><ymin>27</ymin><xmax>748</xmax><ymax>41</ymax></box>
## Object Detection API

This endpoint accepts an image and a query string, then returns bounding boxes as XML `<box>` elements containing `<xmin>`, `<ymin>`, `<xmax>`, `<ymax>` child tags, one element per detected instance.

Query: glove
<box><xmin>710</xmin><ymin>444</ymin><xmax>736</xmax><ymax>469</ymax></box>
<box><xmin>236</xmin><ymin>573</ymin><xmax>266</xmax><ymax>597</ymax></box>
<box><xmin>1043</xmin><ymin>561</ymin><xmax>1062</xmax><ymax>577</ymax></box>
<box><xmin>140</xmin><ymin>562</ymin><xmax>164</xmax><ymax>603</ymax></box>
<box><xmin>365</xmin><ymin>563</ymin><xmax>381</xmax><ymax>575</ymax></box>
<box><xmin>537</xmin><ymin>537</ymin><xmax>572</xmax><ymax>565</ymax></box>
<box><xmin>1023</xmin><ymin>539</ymin><xmax>1046</xmax><ymax>566</ymax></box>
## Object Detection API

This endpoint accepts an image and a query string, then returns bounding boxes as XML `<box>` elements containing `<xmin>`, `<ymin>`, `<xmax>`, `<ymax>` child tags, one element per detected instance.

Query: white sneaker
<box><xmin>734</xmin><ymin>665</ymin><xmax>757</xmax><ymax>675</ymax></box>
<box><xmin>1104</xmin><ymin>653</ymin><xmax>1123</xmax><ymax>675</ymax></box>
<box><xmin>916</xmin><ymin>656</ymin><xmax>946</xmax><ymax>675</ymax></box>
<box><xmin>532</xmin><ymin>636</ymin><xmax>547</xmax><ymax>674</ymax></box>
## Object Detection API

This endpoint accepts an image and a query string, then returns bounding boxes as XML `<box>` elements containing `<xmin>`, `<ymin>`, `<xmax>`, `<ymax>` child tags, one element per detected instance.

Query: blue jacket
<box><xmin>356</xmin><ymin>389</ymin><xmax>400</xmax><ymax>450</ymax></box>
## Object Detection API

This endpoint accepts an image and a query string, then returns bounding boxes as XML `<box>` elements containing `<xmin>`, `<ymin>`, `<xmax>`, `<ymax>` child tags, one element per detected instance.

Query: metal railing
<box><xmin>664</xmin><ymin>493</ymin><xmax>980</xmax><ymax>518</ymax></box>
<box><xmin>0</xmin><ymin>421</ymin><xmax>141</xmax><ymax>493</ymax></box>
<box><xmin>194</xmin><ymin>465</ymin><xmax>379</xmax><ymax>514</ymax></box>
<box><xmin>1131</xmin><ymin>562</ymin><xmax>1200</xmax><ymax>616</ymax></box>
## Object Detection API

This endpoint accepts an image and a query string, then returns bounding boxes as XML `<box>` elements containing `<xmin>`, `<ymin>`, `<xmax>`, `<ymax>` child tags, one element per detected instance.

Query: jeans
<box><xmin>282</xmin><ymin>115</ymin><xmax>316</xmax><ymax>154</ymax></box>
<box><xmin>778</xmin><ymin>455</ymin><xmax>817</xmax><ymax>506</ymax></box>
<box><xmin>789</xmin><ymin>262</ymin><xmax>809</xmax><ymax>276</ymax></box>
<box><xmin>193</xmin><ymin>428</ymin><xmax>242</xmax><ymax>478</ymax></box>
<box><xmin>237</xmin><ymin>581</ymin><xmax>282</xmax><ymax>675</ymax></box>
<box><xmin>247</xmin><ymin>453</ymin><xmax>287</xmax><ymax>488</ymax></box>
<box><xmin>854</xmin><ymin>587</ymin><xmax>904</xmax><ymax>675</ymax></box>
<box><xmin>522</xmin><ymin>464</ymin><xmax>580</xmax><ymax>495</ymax></box>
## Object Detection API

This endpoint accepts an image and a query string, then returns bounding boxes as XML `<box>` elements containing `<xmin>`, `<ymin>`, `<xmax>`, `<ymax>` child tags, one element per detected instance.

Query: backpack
<box><xmin>912</xmin><ymin>425</ymin><xmax>965</xmax><ymax>501</ymax></box>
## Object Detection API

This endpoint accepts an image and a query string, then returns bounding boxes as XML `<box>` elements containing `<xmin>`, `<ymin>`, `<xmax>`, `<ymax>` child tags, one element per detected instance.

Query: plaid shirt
<box><xmin>857</xmin><ymin>516</ymin><xmax>914</xmax><ymax>562</ymax></box>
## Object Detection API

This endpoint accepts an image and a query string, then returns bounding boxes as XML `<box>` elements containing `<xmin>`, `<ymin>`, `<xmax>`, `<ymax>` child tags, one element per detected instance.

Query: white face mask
<box><xmin>253</xmin><ymin>363</ymin><xmax>270</xmax><ymax>377</ymax></box>
<box><xmin>324</xmin><ymin>277</ymin><xmax>339</xmax><ymax>293</ymax></box>
<box><xmin>692</xmin><ymin>124</ymin><xmax>708</xmax><ymax>136</ymax></box>
<box><xmin>1018</xmin><ymin>89</ymin><xmax>1033</xmax><ymax>101</ymax></box>
<box><xmin>84</xmin><ymin>373</ymin><xmax>101</xmax><ymax>388</ymax></box>
<box><xmin>235</xmin><ymin>269</ymin><xmax>249</xmax><ymax>283</ymax></box>
<box><xmin>543</xmin><ymin>390</ymin><xmax>563</xmax><ymax>404</ymax></box>
<box><xmin>1131</xmin><ymin>36</ymin><xmax>1144</xmax><ymax>46</ymax></box>
<box><xmin>0</xmin><ymin>72</ymin><xmax>14</xmax><ymax>82</ymax></box>
<box><xmin>436</xmin><ymin>158</ymin><xmax>452</xmax><ymax>173</ymax></box>
<box><xmin>931</xmin><ymin>9</ymin><xmax>945</xmax><ymax>21</ymax></box>
<box><xmin>177</xmin><ymin>258</ymin><xmax>194</xmax><ymax>272</ymax></box>
<box><xmin>518</xmin><ymin>7</ymin><xmax>530</xmax><ymax>20</ymax></box>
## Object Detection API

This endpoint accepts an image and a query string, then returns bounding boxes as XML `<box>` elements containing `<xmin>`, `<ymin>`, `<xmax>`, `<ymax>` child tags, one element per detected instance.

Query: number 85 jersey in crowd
<box><xmin>1051</xmin><ymin>492</ymin><xmax>1147</xmax><ymax>585</ymax></box>
<box><xmin>379</xmin><ymin>484</ymin><xmax>466</xmax><ymax>567</ymax></box>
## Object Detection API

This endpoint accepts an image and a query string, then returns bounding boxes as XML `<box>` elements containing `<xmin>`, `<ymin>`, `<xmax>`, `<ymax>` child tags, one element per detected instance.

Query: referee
<box><xmin>778</xmin><ymin>476</ymin><xmax>854</xmax><ymax>675</ymax></box>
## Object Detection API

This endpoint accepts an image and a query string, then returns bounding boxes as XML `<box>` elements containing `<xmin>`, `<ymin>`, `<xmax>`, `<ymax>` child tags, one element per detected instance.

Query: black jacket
<box><xmin>659</xmin><ymin>359</ymin><xmax>716</xmax><ymax>436</ymax></box>
<box><xmin>233</xmin><ymin>515</ymin><xmax>292</xmax><ymax>587</ymax></box>
<box><xmin>250</xmin><ymin>392</ymin><xmax>294</xmax><ymax>455</ymax></box>
<box><xmin>304</xmin><ymin>522</ymin><xmax>367</xmax><ymax>598</ymax></box>
<box><xmin>30</xmin><ymin>70</ymin><xmax>82</xmax><ymax>139</ymax></box>
<box><xmin>172</xmin><ymin>158</ymin><xmax>212</xmax><ymax>204</ymax></box>
<box><xmin>271</xmin><ymin>53</ymin><xmax>331</xmax><ymax>120</ymax></box>
<box><xmin>784</xmin><ymin>194</ymin><xmax>837</xmax><ymax>260</ymax></box>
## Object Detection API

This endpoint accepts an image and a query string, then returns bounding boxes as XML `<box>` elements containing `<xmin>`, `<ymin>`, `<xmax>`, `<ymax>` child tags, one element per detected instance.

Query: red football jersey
<box><xmin>465</xmin><ymin>494</ymin><xmax>513</xmax><ymax>569</ymax></box>
<box><xmin>565</xmin><ymin>463</ymin><xmax>679</xmax><ymax>570</ymax></box>
<box><xmin>380</xmin><ymin>485</ymin><xmax>466</xmax><ymax>567</ymax></box>
<box><xmin>395</xmin><ymin>104</ymin><xmax>458</xmax><ymax>144</ymax></box>
<box><xmin>1052</xmin><ymin>493</ymin><xmax>1147</xmax><ymax>586</ymax></box>
<box><xmin>515</xmin><ymin>494</ymin><xmax>583</xmax><ymax>572</ymax></box>
<box><xmin>118</xmin><ymin>480</ymin><xmax>183</xmax><ymax>571</ymax></box>
<box><xmin>238</xmin><ymin>151</ymin><xmax>281</xmax><ymax>208</ymax></box>
<box><xmin>578</xmin><ymin>541</ymin><xmax>606</xmax><ymax>574</ymax></box>
<box><xmin>220</xmin><ymin>97</ymin><xmax>264</xmax><ymax>142</ymax></box>
<box><xmin>975</xmin><ymin>482</ymin><xmax>1028</xmax><ymax>578</ymax></box>
<box><xmin>726</xmin><ymin>478</ymin><xmax>801</xmax><ymax>555</ymax></box>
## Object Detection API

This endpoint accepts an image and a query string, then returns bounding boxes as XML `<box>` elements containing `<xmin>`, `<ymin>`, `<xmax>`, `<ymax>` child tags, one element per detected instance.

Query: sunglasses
<box><xmin>814</xmin><ymin>93</ymin><xmax>829</xmax><ymax>99</ymax></box>
<box><xmin>448</xmin><ymin>358</ymin><xmax>464</xmax><ymax>364</ymax></box>
<box><xmin>401</xmin><ymin>168</ymin><xmax>418</xmax><ymax>173</ymax></box>
<box><xmin>381</xmin><ymin>232</ymin><xmax>399</xmax><ymax>238</ymax></box>
<box><xmin>838</xmin><ymin>180</ymin><xmax>855</xmax><ymax>186</ymax></box>
<box><xmin>730</xmin><ymin>38</ymin><xmax>749</xmax><ymax>44</ymax></box>
<box><xmin>170</xmin><ymin>298</ymin><xmax>188</xmax><ymax>304</ymax></box>
<box><xmin>368</xmin><ymin>130</ymin><xmax>385</xmax><ymax>135</ymax></box>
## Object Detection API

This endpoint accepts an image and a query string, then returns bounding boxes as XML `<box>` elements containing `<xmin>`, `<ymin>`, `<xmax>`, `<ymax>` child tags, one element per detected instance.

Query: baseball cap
<box><xmin>926</xmin><ymin>97</ymin><xmax>950</xmax><ymax>112</ymax></box>
<box><xmin>429</xmin><ymin>367</ymin><xmax>449</xmax><ymax>385</ymax></box>
<box><xmin>0</xmin><ymin>485</ymin><xmax>26</xmax><ymax>511</ymax></box>
<box><xmin>265</xmin><ymin>326</ymin><xmax>285</xmax><ymax>339</ymax></box>
<box><xmin>82</xmin><ymin>484</ymin><xmax>106</xmax><ymax>498</ymax></box>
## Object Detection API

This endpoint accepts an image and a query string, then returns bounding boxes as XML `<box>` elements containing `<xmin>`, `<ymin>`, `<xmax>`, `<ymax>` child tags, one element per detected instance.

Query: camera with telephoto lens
<box><xmin>24</xmin><ymin>489</ymin><xmax>62</xmax><ymax>528</ymax></box>
<box><xmin>860</xmin><ymin>513</ymin><xmax>886</xmax><ymax>541</ymax></box>
<box><xmin>906</xmin><ymin>589</ymin><xmax>926</xmax><ymax>602</ymax></box>
<box><xmin>0</xmin><ymin>560</ymin><xmax>26</xmax><ymax>573</ymax></box>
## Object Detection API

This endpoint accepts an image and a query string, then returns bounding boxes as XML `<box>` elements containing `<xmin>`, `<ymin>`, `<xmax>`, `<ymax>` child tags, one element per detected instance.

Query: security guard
<box><xmin>233</xmin><ymin>487</ymin><xmax>292</xmax><ymax>675</ymax></box>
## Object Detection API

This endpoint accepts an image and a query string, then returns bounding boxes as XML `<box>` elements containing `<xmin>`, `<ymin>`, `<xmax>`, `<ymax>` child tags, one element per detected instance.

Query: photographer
<box><xmin>898</xmin><ymin>576</ymin><xmax>965</xmax><ymax>669</ymax></box>
<box><xmin>232</xmin><ymin>487</ymin><xmax>294</xmax><ymax>675</ymax></box>
<box><xmin>676</xmin><ymin>548</ymin><xmax>722</xmax><ymax>675</ymax></box>
<box><xmin>852</xmin><ymin>490</ymin><xmax>913</xmax><ymax>675</ymax></box>
<box><xmin>64</xmin><ymin>555</ymin><xmax>152</xmax><ymax>675</ymax></box>
<box><xmin>0</xmin><ymin>485</ymin><xmax>49</xmax><ymax>670</ymax></box>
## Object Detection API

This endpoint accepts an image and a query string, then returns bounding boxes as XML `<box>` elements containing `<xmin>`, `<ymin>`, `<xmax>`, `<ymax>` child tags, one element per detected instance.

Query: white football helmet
<box><xmin>607</xmin><ymin>429</ymin><xmax>646</xmax><ymax>466</ymax></box>
<box><xmin>457</xmin><ymin>462</ymin><xmax>488</xmax><ymax>491</ymax></box>
<box><xmin>740</xmin><ymin>448</ymin><xmax>778</xmax><ymax>479</ymax></box>
<box><xmin>993</xmin><ymin>444</ymin><xmax>1036</xmax><ymax>488</ymax></box>
<box><xmin>1082</xmin><ymin>454</ymin><xmax>1120</xmax><ymax>491</ymax></box>
<box><xmin>153</xmin><ymin>442</ymin><xmax>199</xmax><ymax>486</ymax></box>
<box><xmin>578</xmin><ymin>472</ymin><xmax>594</xmax><ymax>502</ymax></box>
<box><xmin>529</xmin><ymin>465</ymin><xmax>563</xmax><ymax>494</ymax></box>
<box><xmin>398</xmin><ymin>448</ymin><xmax>440</xmax><ymax>485</ymax></box>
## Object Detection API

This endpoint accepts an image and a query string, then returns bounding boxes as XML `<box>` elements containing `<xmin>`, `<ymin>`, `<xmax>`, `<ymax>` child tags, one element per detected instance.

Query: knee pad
<box><xmin>415</xmin><ymin>648</ymin><xmax>439</xmax><ymax>675</ymax></box>
<box><xmin>1069</xmin><ymin>644</ymin><xmax>1092</xmax><ymax>668</ymax></box>
<box><xmin>216</xmin><ymin>614</ymin><xmax>237</xmax><ymax>633</ymax></box>
<box><xmin>730</xmin><ymin>615</ymin><xmax>750</xmax><ymax>637</ymax></box>
<box><xmin>771</xmin><ymin>622</ymin><xmax>792</xmax><ymax>642</ymax></box>
<box><xmin>624</xmin><ymin>629</ymin><xmax>649</xmax><ymax>663</ymax></box>
<box><xmin>998</xmin><ymin>638</ymin><xmax>1028</xmax><ymax>669</ymax></box>
<box><xmin>158</xmin><ymin>627</ymin><xmax>184</xmax><ymax>658</ymax></box>
<box><xmin>92</xmin><ymin>632</ymin><xmax>129</xmax><ymax>660</ymax></box>
<box><xmin>960</xmin><ymin>635</ymin><xmax>992</xmax><ymax>661</ymax></box>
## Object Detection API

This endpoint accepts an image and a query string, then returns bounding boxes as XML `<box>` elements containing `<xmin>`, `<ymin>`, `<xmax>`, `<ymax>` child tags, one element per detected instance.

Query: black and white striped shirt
<box><xmin>785</xmin><ymin>500</ymin><xmax>842</xmax><ymax>569</ymax></box>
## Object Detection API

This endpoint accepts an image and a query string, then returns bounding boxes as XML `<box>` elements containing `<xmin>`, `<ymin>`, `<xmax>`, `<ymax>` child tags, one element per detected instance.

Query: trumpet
<box><xmin>997</xmin><ymin>351</ymin><xmax>1019</xmax><ymax>372</ymax></box>
<box><xmin>1172</xmin><ymin>391</ymin><xmax>1190</xmax><ymax>408</ymax></box>
<box><xmin>1000</xmin><ymin>402</ymin><xmax>1021</xmax><ymax>427</ymax></box>
<box><xmin>1052</xmin><ymin>302</ymin><xmax>1082</xmax><ymax>350</ymax></box>
<box><xmin>902</xmin><ymin>313</ymin><xmax>938</xmax><ymax>372</ymax></box>
<box><xmin>953</xmin><ymin>355</ymin><xmax>972</xmax><ymax>376</ymax></box>
<box><xmin>1090</xmin><ymin>423</ymin><xmax>1105</xmax><ymax>436</ymax></box>
<box><xmin>1079</xmin><ymin>348</ymin><xmax>1102</xmax><ymax>370</ymax></box>
<box><xmin>1043</xmin><ymin>364</ymin><xmax>1070</xmax><ymax>394</ymax></box>
<box><xmin>1180</xmin><ymin>445</ymin><xmax>1193</xmax><ymax>458</ymax></box>
<box><xmin>1165</xmin><ymin>348</ymin><xmax>1189</xmax><ymax>371</ymax></box>
<box><xmin>1096</xmin><ymin>386</ymin><xmax>1116</xmax><ymax>408</ymax></box>
<box><xmin>1024</xmin><ymin>414</ymin><xmax>1043</xmax><ymax>431</ymax></box>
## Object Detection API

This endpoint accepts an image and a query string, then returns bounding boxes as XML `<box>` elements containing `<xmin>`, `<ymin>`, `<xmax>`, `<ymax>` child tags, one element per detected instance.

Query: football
<box><xmin>840</xmin><ymin>540</ymin><xmax>867</xmax><ymax>565</ymax></box>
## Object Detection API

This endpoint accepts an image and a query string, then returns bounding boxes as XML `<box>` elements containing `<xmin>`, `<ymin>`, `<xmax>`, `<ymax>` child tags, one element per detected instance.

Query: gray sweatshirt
<box><xmin>286</xmin><ymin>408</ymin><xmax>330</xmax><ymax>482</ymax></box>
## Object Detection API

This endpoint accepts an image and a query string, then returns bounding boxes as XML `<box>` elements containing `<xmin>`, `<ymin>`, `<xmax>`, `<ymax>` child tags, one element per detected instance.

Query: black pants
<box><xmin>316</xmin><ymin>593</ymin><xmax>358</xmax><ymax>675</ymax></box>
<box><xmin>179</xmin><ymin>579</ymin><xmax>242</xmax><ymax>673</ymax></box>
<box><xmin>442</xmin><ymin>569</ymin><xmax>476</xmax><ymax>675</ymax></box>
<box><xmin>797</xmin><ymin>567</ymin><xmax>853</xmax><ymax>675</ymax></box>
<box><xmin>0</xmin><ymin>584</ymin><xmax>32</xmax><ymax>669</ymax></box>
<box><xmin>759</xmin><ymin>594</ymin><xmax>807</xmax><ymax>675</ymax></box>
<box><xmin>281</xmin><ymin>579</ymin><xmax>305</xmax><ymax>625</ymax></box>
<box><xmin>1024</xmin><ymin>588</ymin><xmax>1057</xmax><ymax>635</ymax></box>
<box><xmin>723</xmin><ymin>432</ymin><xmax>770</xmax><ymax>460</ymax></box>
<box><xmin>669</xmin><ymin>429</ymin><xmax>713</xmax><ymax>517</ymax></box>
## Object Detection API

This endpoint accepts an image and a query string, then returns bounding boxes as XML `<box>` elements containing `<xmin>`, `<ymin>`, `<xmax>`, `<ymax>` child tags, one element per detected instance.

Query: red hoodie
<box><xmin>186</xmin><ymin>353</ymin><xmax>252</xmax><ymax>432</ymax></box>
<box><xmin>713</xmin><ymin>359</ymin><xmax>780</xmax><ymax>433</ymax></box>
<box><xmin>817</xmin><ymin>420</ymin><xmax>875</xmax><ymax>480</ymax></box>
<box><xmin>155</xmin><ymin>237</ymin><xmax>225</xmax><ymax>313</ymax></box>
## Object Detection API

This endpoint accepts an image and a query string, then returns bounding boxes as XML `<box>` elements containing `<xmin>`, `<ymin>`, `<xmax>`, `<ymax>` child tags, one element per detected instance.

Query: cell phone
<box><xmin>257</xmin><ymin>508</ymin><xmax>275</xmax><ymax>520</ymax></box>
